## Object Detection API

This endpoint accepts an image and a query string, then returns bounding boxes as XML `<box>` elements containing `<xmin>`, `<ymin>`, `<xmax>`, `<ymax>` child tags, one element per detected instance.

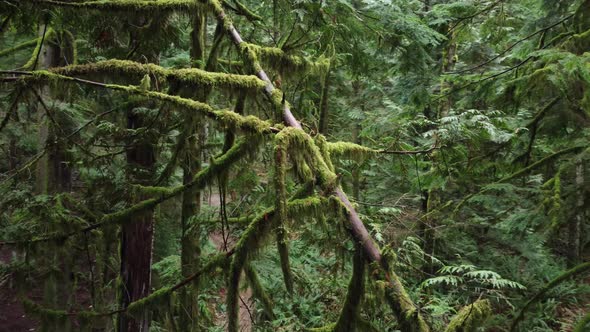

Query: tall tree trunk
<box><xmin>34</xmin><ymin>24</ymin><xmax>75</xmax><ymax>332</ymax></box>
<box><xmin>118</xmin><ymin>17</ymin><xmax>158</xmax><ymax>332</ymax></box>
<box><xmin>570</xmin><ymin>160</ymin><xmax>584</xmax><ymax>265</ymax></box>
<box><xmin>179</xmin><ymin>9</ymin><xmax>208</xmax><ymax>330</ymax></box>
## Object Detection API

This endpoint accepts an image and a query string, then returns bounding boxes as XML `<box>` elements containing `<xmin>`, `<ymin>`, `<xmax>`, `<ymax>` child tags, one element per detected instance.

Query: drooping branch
<box><xmin>510</xmin><ymin>262</ymin><xmax>590</xmax><ymax>331</ymax></box>
<box><xmin>274</xmin><ymin>140</ymin><xmax>294</xmax><ymax>294</ymax></box>
<box><xmin>203</xmin><ymin>1</ymin><xmax>429</xmax><ymax>330</ymax></box>
<box><xmin>1</xmin><ymin>70</ymin><xmax>275</xmax><ymax>135</ymax></box>
<box><xmin>334</xmin><ymin>245</ymin><xmax>365</xmax><ymax>332</ymax></box>
<box><xmin>22</xmin><ymin>251</ymin><xmax>232</xmax><ymax>321</ymax></box>
<box><xmin>0</xmin><ymin>138</ymin><xmax>254</xmax><ymax>247</ymax></box>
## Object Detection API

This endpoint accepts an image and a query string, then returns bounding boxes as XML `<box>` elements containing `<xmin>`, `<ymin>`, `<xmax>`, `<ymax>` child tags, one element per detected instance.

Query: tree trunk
<box><xmin>118</xmin><ymin>18</ymin><xmax>158</xmax><ymax>332</ymax></box>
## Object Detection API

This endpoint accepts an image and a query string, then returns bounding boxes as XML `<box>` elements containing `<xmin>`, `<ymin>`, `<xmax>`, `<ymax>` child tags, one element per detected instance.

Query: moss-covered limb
<box><xmin>334</xmin><ymin>246</ymin><xmax>365</xmax><ymax>332</ymax></box>
<box><xmin>10</xmin><ymin>70</ymin><xmax>274</xmax><ymax>135</ymax></box>
<box><xmin>562</xmin><ymin>28</ymin><xmax>590</xmax><ymax>54</ymax></box>
<box><xmin>453</xmin><ymin>145</ymin><xmax>588</xmax><ymax>213</ymax></box>
<box><xmin>444</xmin><ymin>299</ymin><xmax>492</xmax><ymax>332</ymax></box>
<box><xmin>225</xmin><ymin>195</ymin><xmax>323</xmax><ymax>331</ymax></box>
<box><xmin>573</xmin><ymin>311</ymin><xmax>590</xmax><ymax>332</ymax></box>
<box><xmin>274</xmin><ymin>141</ymin><xmax>294</xmax><ymax>294</ymax></box>
<box><xmin>315</xmin><ymin>135</ymin><xmax>335</xmax><ymax>172</ymax></box>
<box><xmin>276</xmin><ymin>127</ymin><xmax>337</xmax><ymax>188</ymax></box>
<box><xmin>51</xmin><ymin>59</ymin><xmax>267</xmax><ymax>93</ymax></box>
<box><xmin>244</xmin><ymin>264</ymin><xmax>276</xmax><ymax>320</ymax></box>
<box><xmin>12</xmin><ymin>0</ymin><xmax>199</xmax><ymax>11</ymax></box>
<box><xmin>21</xmin><ymin>252</ymin><xmax>230</xmax><ymax>323</ymax></box>
<box><xmin>499</xmin><ymin>146</ymin><xmax>588</xmax><ymax>183</ymax></box>
<box><xmin>510</xmin><ymin>262</ymin><xmax>590</xmax><ymax>331</ymax></box>
<box><xmin>239</xmin><ymin>42</ymin><xmax>330</xmax><ymax>76</ymax></box>
<box><xmin>327</xmin><ymin>141</ymin><xmax>376</xmax><ymax>161</ymax></box>
<box><xmin>379</xmin><ymin>269</ymin><xmax>430</xmax><ymax>332</ymax></box>
<box><xmin>23</xmin><ymin>27</ymin><xmax>55</xmax><ymax>70</ymax></box>
<box><xmin>0</xmin><ymin>37</ymin><xmax>39</xmax><ymax>57</ymax></box>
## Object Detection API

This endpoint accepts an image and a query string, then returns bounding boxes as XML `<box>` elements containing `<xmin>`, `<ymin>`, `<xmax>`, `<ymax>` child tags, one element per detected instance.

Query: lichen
<box><xmin>444</xmin><ymin>299</ymin><xmax>492</xmax><ymax>332</ymax></box>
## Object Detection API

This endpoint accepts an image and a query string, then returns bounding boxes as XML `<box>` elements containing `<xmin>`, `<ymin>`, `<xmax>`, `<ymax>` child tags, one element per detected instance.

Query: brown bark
<box><xmin>118</xmin><ymin>18</ymin><xmax>157</xmax><ymax>332</ymax></box>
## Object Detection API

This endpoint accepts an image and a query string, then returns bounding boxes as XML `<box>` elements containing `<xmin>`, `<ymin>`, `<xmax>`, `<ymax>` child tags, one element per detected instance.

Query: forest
<box><xmin>0</xmin><ymin>0</ymin><xmax>589</xmax><ymax>331</ymax></box>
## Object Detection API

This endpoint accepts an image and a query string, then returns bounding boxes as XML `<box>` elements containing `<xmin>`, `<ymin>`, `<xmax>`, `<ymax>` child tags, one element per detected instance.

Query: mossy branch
<box><xmin>22</xmin><ymin>252</ymin><xmax>231</xmax><ymax>321</ymax></box>
<box><xmin>0</xmin><ymin>139</ymin><xmax>253</xmax><ymax>247</ymax></box>
<box><xmin>51</xmin><ymin>59</ymin><xmax>266</xmax><ymax>93</ymax></box>
<box><xmin>244</xmin><ymin>264</ymin><xmax>276</xmax><ymax>321</ymax></box>
<box><xmin>3</xmin><ymin>70</ymin><xmax>274</xmax><ymax>135</ymax></box>
<box><xmin>454</xmin><ymin>145</ymin><xmax>588</xmax><ymax>213</ymax></box>
<box><xmin>13</xmin><ymin>0</ymin><xmax>200</xmax><ymax>11</ymax></box>
<box><xmin>274</xmin><ymin>141</ymin><xmax>294</xmax><ymax>294</ymax></box>
<box><xmin>510</xmin><ymin>262</ymin><xmax>590</xmax><ymax>331</ymax></box>
<box><xmin>444</xmin><ymin>299</ymin><xmax>492</xmax><ymax>332</ymax></box>
<box><xmin>0</xmin><ymin>37</ymin><xmax>39</xmax><ymax>58</ymax></box>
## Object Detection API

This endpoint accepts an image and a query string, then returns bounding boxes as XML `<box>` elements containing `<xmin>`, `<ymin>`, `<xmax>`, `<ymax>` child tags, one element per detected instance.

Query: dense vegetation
<box><xmin>0</xmin><ymin>0</ymin><xmax>589</xmax><ymax>331</ymax></box>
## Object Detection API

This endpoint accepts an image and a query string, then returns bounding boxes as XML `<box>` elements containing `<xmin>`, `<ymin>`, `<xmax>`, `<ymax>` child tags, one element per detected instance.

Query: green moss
<box><xmin>382</xmin><ymin>271</ymin><xmax>430</xmax><ymax>332</ymax></box>
<box><xmin>52</xmin><ymin>59</ymin><xmax>266</xmax><ymax>93</ymax></box>
<box><xmin>275</xmin><ymin>128</ymin><xmax>336</xmax><ymax>188</ymax></box>
<box><xmin>244</xmin><ymin>264</ymin><xmax>275</xmax><ymax>320</ymax></box>
<box><xmin>444</xmin><ymin>299</ymin><xmax>492</xmax><ymax>332</ymax></box>
<box><xmin>126</xmin><ymin>287</ymin><xmax>172</xmax><ymax>319</ymax></box>
<box><xmin>327</xmin><ymin>141</ymin><xmax>376</xmax><ymax>162</ymax></box>
<box><xmin>25</xmin><ymin>0</ymin><xmax>199</xmax><ymax>11</ymax></box>
<box><xmin>0</xmin><ymin>37</ymin><xmax>39</xmax><ymax>58</ymax></box>
<box><xmin>562</xmin><ymin>28</ymin><xmax>590</xmax><ymax>54</ymax></box>
<box><xmin>23</xmin><ymin>28</ymin><xmax>55</xmax><ymax>69</ymax></box>
<box><xmin>240</xmin><ymin>42</ymin><xmax>330</xmax><ymax>77</ymax></box>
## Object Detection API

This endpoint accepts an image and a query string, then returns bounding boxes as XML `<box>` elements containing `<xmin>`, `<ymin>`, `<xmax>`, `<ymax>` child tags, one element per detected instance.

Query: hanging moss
<box><xmin>52</xmin><ymin>59</ymin><xmax>266</xmax><ymax>93</ymax></box>
<box><xmin>327</xmin><ymin>141</ymin><xmax>376</xmax><ymax>162</ymax></box>
<box><xmin>238</xmin><ymin>42</ymin><xmax>330</xmax><ymax>77</ymax></box>
<box><xmin>315</xmin><ymin>135</ymin><xmax>335</xmax><ymax>172</ymax></box>
<box><xmin>20</xmin><ymin>70</ymin><xmax>273</xmax><ymax>135</ymax></box>
<box><xmin>276</xmin><ymin>127</ymin><xmax>337</xmax><ymax>189</ymax></box>
<box><xmin>333</xmin><ymin>246</ymin><xmax>365</xmax><ymax>332</ymax></box>
<box><xmin>274</xmin><ymin>141</ymin><xmax>294</xmax><ymax>294</ymax></box>
<box><xmin>510</xmin><ymin>262</ymin><xmax>590</xmax><ymax>331</ymax></box>
<box><xmin>444</xmin><ymin>299</ymin><xmax>492</xmax><ymax>332</ymax></box>
<box><xmin>21</xmin><ymin>0</ymin><xmax>199</xmax><ymax>11</ymax></box>
<box><xmin>244</xmin><ymin>264</ymin><xmax>276</xmax><ymax>320</ymax></box>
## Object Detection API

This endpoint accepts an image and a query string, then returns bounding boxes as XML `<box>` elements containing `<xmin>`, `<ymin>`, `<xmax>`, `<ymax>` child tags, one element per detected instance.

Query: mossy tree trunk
<box><xmin>34</xmin><ymin>23</ymin><xmax>75</xmax><ymax>332</ymax></box>
<box><xmin>118</xmin><ymin>17</ymin><xmax>158</xmax><ymax>332</ymax></box>
<box><xmin>179</xmin><ymin>8</ymin><xmax>209</xmax><ymax>330</ymax></box>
